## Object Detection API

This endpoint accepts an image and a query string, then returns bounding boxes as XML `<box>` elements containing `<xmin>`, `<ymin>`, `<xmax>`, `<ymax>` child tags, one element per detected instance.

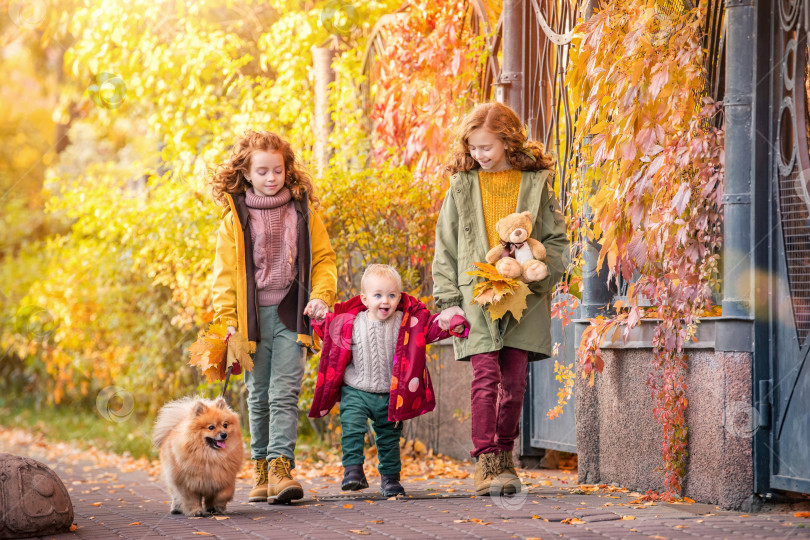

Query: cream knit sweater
<box><xmin>344</xmin><ymin>311</ymin><xmax>403</xmax><ymax>393</ymax></box>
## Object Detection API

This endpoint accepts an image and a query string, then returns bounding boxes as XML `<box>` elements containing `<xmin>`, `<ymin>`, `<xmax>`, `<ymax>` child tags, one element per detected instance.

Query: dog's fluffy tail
<box><xmin>152</xmin><ymin>397</ymin><xmax>197</xmax><ymax>448</ymax></box>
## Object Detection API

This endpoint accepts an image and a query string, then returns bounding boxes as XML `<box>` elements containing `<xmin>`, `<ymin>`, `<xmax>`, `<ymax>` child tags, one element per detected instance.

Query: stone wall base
<box><xmin>576</xmin><ymin>349</ymin><xmax>753</xmax><ymax>509</ymax></box>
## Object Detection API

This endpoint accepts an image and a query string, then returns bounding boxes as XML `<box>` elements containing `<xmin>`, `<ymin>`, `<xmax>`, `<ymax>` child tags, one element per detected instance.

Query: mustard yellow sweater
<box><xmin>479</xmin><ymin>169</ymin><xmax>522</xmax><ymax>249</ymax></box>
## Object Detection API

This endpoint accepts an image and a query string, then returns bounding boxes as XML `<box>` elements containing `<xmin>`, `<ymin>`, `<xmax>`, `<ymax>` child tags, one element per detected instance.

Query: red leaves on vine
<box><xmin>369</xmin><ymin>0</ymin><xmax>488</xmax><ymax>177</ymax></box>
<box><xmin>567</xmin><ymin>1</ymin><xmax>725</xmax><ymax>497</ymax></box>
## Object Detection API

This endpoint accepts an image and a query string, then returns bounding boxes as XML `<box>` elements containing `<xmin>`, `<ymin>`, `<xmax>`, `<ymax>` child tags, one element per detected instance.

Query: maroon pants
<box><xmin>469</xmin><ymin>347</ymin><xmax>529</xmax><ymax>458</ymax></box>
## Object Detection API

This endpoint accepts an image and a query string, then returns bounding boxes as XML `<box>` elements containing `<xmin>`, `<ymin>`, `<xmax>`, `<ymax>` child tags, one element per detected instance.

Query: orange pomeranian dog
<box><xmin>153</xmin><ymin>397</ymin><xmax>243</xmax><ymax>516</ymax></box>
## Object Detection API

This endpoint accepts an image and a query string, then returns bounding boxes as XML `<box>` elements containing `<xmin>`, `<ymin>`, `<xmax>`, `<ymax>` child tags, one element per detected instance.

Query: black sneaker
<box><xmin>380</xmin><ymin>473</ymin><xmax>405</xmax><ymax>497</ymax></box>
<box><xmin>341</xmin><ymin>465</ymin><xmax>369</xmax><ymax>491</ymax></box>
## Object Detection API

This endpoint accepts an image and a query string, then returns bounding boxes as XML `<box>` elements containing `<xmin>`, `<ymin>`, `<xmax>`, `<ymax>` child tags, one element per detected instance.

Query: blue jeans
<box><xmin>244</xmin><ymin>305</ymin><xmax>305</xmax><ymax>468</ymax></box>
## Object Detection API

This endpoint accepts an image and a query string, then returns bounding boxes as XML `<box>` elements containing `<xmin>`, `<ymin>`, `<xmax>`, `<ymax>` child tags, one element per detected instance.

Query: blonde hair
<box><xmin>361</xmin><ymin>264</ymin><xmax>402</xmax><ymax>293</ymax></box>
<box><xmin>209</xmin><ymin>130</ymin><xmax>319</xmax><ymax>208</ymax></box>
<box><xmin>446</xmin><ymin>102</ymin><xmax>555</xmax><ymax>174</ymax></box>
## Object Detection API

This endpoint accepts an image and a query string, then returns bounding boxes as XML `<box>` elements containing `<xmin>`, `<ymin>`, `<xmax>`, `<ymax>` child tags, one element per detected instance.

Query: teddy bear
<box><xmin>485</xmin><ymin>211</ymin><xmax>549</xmax><ymax>282</ymax></box>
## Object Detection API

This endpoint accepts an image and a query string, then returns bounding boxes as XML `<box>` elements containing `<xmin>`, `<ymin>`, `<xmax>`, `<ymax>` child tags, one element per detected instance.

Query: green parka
<box><xmin>432</xmin><ymin>169</ymin><xmax>569</xmax><ymax>361</ymax></box>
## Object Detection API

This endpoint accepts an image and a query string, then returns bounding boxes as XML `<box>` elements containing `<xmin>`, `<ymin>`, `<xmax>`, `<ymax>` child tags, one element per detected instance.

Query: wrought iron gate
<box><xmin>755</xmin><ymin>0</ymin><xmax>810</xmax><ymax>495</ymax></box>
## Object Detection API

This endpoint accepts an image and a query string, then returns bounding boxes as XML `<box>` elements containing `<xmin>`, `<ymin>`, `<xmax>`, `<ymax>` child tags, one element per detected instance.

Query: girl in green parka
<box><xmin>432</xmin><ymin>102</ymin><xmax>569</xmax><ymax>496</ymax></box>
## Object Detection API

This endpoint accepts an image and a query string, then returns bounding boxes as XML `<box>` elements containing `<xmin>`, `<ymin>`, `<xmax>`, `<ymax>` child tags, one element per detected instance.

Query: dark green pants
<box><xmin>340</xmin><ymin>385</ymin><xmax>403</xmax><ymax>475</ymax></box>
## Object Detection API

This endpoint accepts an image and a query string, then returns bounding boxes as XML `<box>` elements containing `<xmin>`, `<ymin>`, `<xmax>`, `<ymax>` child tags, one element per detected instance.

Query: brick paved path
<box><xmin>6</xmin><ymin>436</ymin><xmax>810</xmax><ymax>539</ymax></box>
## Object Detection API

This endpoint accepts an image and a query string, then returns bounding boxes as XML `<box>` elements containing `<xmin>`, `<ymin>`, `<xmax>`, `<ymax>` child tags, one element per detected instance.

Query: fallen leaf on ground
<box><xmin>560</xmin><ymin>518</ymin><xmax>585</xmax><ymax>525</ymax></box>
<box><xmin>128</xmin><ymin>522</ymin><xmax>140</xmax><ymax>525</ymax></box>
<box><xmin>69</xmin><ymin>525</ymin><xmax>77</xmax><ymax>532</ymax></box>
<box><xmin>348</xmin><ymin>530</ymin><xmax>369</xmax><ymax>535</ymax></box>
<box><xmin>621</xmin><ymin>515</ymin><xmax>636</xmax><ymax>520</ymax></box>
<box><xmin>366</xmin><ymin>520</ymin><xmax>384</xmax><ymax>524</ymax></box>
<box><xmin>683</xmin><ymin>497</ymin><xmax>695</xmax><ymax>503</ymax></box>
<box><xmin>213</xmin><ymin>516</ymin><xmax>229</xmax><ymax>520</ymax></box>
<box><xmin>192</xmin><ymin>533</ymin><xmax>214</xmax><ymax>536</ymax></box>
<box><xmin>795</xmin><ymin>512</ymin><xmax>810</xmax><ymax>518</ymax></box>
<box><xmin>90</xmin><ymin>502</ymin><xmax>102</xmax><ymax>507</ymax></box>
<box><xmin>343</xmin><ymin>504</ymin><xmax>353</xmax><ymax>509</ymax></box>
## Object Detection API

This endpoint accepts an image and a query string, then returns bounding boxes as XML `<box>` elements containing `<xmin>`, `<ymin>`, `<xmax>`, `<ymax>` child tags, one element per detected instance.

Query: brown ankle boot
<box><xmin>266</xmin><ymin>456</ymin><xmax>303</xmax><ymax>503</ymax></box>
<box><xmin>474</xmin><ymin>452</ymin><xmax>502</xmax><ymax>496</ymax></box>
<box><xmin>248</xmin><ymin>458</ymin><xmax>268</xmax><ymax>502</ymax></box>
<box><xmin>497</xmin><ymin>450</ymin><xmax>521</xmax><ymax>494</ymax></box>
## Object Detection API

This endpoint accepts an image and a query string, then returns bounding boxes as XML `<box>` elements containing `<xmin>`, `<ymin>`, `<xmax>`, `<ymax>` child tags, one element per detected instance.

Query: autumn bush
<box><xmin>0</xmin><ymin>0</ymin><xmax>490</xmax><ymax>432</ymax></box>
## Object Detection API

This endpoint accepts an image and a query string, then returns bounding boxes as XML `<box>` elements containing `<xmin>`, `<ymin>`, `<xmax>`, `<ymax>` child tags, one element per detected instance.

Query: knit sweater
<box><xmin>479</xmin><ymin>169</ymin><xmax>522</xmax><ymax>249</ymax></box>
<box><xmin>344</xmin><ymin>311</ymin><xmax>403</xmax><ymax>393</ymax></box>
<box><xmin>245</xmin><ymin>187</ymin><xmax>298</xmax><ymax>306</ymax></box>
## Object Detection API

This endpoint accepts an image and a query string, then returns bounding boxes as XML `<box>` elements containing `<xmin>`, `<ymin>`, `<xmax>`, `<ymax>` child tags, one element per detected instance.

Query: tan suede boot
<box><xmin>497</xmin><ymin>450</ymin><xmax>522</xmax><ymax>494</ymax></box>
<box><xmin>266</xmin><ymin>456</ymin><xmax>303</xmax><ymax>503</ymax></box>
<box><xmin>473</xmin><ymin>452</ymin><xmax>502</xmax><ymax>496</ymax></box>
<box><xmin>248</xmin><ymin>458</ymin><xmax>268</xmax><ymax>502</ymax></box>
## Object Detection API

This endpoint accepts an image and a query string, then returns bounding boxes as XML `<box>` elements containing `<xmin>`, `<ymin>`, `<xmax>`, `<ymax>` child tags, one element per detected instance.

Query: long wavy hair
<box><xmin>445</xmin><ymin>102</ymin><xmax>555</xmax><ymax>174</ymax></box>
<box><xmin>209</xmin><ymin>130</ymin><xmax>318</xmax><ymax>208</ymax></box>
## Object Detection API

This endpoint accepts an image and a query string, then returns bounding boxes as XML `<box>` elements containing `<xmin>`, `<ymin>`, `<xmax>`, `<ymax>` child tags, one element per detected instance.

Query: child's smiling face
<box><xmin>247</xmin><ymin>150</ymin><xmax>286</xmax><ymax>197</ymax></box>
<box><xmin>361</xmin><ymin>275</ymin><xmax>402</xmax><ymax>322</ymax></box>
<box><xmin>467</xmin><ymin>128</ymin><xmax>509</xmax><ymax>172</ymax></box>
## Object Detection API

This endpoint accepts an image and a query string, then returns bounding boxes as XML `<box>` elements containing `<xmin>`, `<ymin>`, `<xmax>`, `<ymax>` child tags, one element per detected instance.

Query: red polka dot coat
<box><xmin>308</xmin><ymin>293</ymin><xmax>467</xmax><ymax>422</ymax></box>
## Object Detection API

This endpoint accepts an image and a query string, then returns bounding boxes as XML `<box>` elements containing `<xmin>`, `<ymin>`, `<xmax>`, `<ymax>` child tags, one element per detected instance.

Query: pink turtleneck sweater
<box><xmin>245</xmin><ymin>187</ymin><xmax>298</xmax><ymax>306</ymax></box>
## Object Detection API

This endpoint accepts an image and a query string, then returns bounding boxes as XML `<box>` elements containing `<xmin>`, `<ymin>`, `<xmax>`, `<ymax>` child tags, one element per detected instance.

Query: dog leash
<box><xmin>220</xmin><ymin>333</ymin><xmax>234</xmax><ymax>399</ymax></box>
<box><xmin>220</xmin><ymin>365</ymin><xmax>233</xmax><ymax>399</ymax></box>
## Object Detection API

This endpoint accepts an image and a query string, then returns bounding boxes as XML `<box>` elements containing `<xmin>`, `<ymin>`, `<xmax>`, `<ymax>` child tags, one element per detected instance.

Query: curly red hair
<box><xmin>445</xmin><ymin>102</ymin><xmax>555</xmax><ymax>174</ymax></box>
<box><xmin>209</xmin><ymin>130</ymin><xmax>318</xmax><ymax>208</ymax></box>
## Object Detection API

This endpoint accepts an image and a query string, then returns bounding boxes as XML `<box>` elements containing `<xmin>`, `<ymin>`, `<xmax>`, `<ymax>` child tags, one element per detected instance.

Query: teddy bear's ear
<box><xmin>521</xmin><ymin>211</ymin><xmax>534</xmax><ymax>220</ymax></box>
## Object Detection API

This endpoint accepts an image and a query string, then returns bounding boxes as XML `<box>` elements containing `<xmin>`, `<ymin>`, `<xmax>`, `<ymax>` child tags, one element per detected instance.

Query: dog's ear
<box><xmin>213</xmin><ymin>397</ymin><xmax>228</xmax><ymax>410</ymax></box>
<box><xmin>193</xmin><ymin>401</ymin><xmax>208</xmax><ymax>416</ymax></box>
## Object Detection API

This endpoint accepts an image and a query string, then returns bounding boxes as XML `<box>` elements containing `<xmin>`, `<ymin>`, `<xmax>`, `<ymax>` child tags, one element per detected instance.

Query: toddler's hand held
<box><xmin>437</xmin><ymin>306</ymin><xmax>466</xmax><ymax>331</ymax></box>
<box><xmin>305</xmin><ymin>299</ymin><xmax>329</xmax><ymax>320</ymax></box>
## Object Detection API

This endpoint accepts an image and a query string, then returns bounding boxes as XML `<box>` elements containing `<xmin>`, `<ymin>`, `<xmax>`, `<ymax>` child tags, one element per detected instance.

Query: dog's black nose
<box><xmin>219</xmin><ymin>432</ymin><xmax>227</xmax><ymax>440</ymax></box>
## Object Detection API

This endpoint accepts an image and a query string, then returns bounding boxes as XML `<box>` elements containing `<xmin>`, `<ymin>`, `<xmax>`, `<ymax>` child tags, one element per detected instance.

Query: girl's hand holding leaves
<box><xmin>187</xmin><ymin>323</ymin><xmax>253</xmax><ymax>382</ymax></box>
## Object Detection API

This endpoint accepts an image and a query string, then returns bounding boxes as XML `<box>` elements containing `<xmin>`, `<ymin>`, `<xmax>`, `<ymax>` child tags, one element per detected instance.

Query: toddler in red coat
<box><xmin>309</xmin><ymin>264</ymin><xmax>468</xmax><ymax>496</ymax></box>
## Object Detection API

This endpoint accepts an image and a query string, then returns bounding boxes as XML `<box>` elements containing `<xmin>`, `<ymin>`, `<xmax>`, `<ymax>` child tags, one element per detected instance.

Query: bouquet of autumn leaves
<box><xmin>466</xmin><ymin>262</ymin><xmax>532</xmax><ymax>321</ymax></box>
<box><xmin>187</xmin><ymin>323</ymin><xmax>253</xmax><ymax>383</ymax></box>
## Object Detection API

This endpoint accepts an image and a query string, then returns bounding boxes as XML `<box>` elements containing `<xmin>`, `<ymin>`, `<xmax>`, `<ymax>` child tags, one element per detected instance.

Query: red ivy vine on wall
<box><xmin>567</xmin><ymin>1</ymin><xmax>725</xmax><ymax>498</ymax></box>
<box><xmin>369</xmin><ymin>0</ymin><xmax>489</xmax><ymax>177</ymax></box>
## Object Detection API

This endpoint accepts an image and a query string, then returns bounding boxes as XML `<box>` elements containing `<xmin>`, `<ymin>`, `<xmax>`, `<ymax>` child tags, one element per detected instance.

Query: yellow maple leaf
<box><xmin>466</xmin><ymin>262</ymin><xmax>503</xmax><ymax>280</ymax></box>
<box><xmin>202</xmin><ymin>367</ymin><xmax>220</xmax><ymax>383</ymax></box>
<box><xmin>491</xmin><ymin>280</ymin><xmax>518</xmax><ymax>295</ymax></box>
<box><xmin>207</xmin><ymin>322</ymin><xmax>228</xmax><ymax>337</ymax></box>
<box><xmin>473</xmin><ymin>288</ymin><xmax>496</xmax><ymax>306</ymax></box>
<box><xmin>227</xmin><ymin>331</ymin><xmax>253</xmax><ymax>372</ymax></box>
<box><xmin>487</xmin><ymin>282</ymin><xmax>531</xmax><ymax>321</ymax></box>
<box><xmin>187</xmin><ymin>323</ymin><xmax>228</xmax><ymax>380</ymax></box>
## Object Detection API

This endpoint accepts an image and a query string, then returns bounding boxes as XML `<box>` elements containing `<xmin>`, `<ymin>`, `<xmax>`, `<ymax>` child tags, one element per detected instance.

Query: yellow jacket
<box><xmin>211</xmin><ymin>191</ymin><xmax>337</xmax><ymax>351</ymax></box>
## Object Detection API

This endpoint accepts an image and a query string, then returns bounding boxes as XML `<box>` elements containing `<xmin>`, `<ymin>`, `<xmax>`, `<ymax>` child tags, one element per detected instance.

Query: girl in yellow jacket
<box><xmin>210</xmin><ymin>130</ymin><xmax>337</xmax><ymax>504</ymax></box>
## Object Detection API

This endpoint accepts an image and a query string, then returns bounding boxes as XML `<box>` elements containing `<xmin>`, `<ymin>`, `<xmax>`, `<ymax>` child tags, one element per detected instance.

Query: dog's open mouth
<box><xmin>205</xmin><ymin>437</ymin><xmax>226</xmax><ymax>450</ymax></box>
